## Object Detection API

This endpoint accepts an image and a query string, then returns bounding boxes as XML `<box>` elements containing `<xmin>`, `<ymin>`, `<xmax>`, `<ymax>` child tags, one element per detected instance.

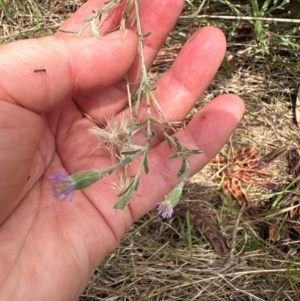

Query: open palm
<box><xmin>0</xmin><ymin>1</ymin><xmax>244</xmax><ymax>300</ymax></box>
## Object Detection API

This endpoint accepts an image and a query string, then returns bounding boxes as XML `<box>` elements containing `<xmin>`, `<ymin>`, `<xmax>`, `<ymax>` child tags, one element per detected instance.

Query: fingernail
<box><xmin>102</xmin><ymin>29</ymin><xmax>128</xmax><ymax>40</ymax></box>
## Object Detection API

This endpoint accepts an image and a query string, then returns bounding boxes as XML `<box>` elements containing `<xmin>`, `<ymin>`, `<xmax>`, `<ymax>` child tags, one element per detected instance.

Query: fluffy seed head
<box><xmin>89</xmin><ymin>114</ymin><xmax>139</xmax><ymax>160</ymax></box>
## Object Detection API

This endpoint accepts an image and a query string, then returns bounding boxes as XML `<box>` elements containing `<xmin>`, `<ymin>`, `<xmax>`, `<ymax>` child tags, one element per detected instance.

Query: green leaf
<box><xmin>168</xmin><ymin>153</ymin><xmax>181</xmax><ymax>160</ymax></box>
<box><xmin>143</xmin><ymin>31</ymin><xmax>152</xmax><ymax>38</ymax></box>
<box><xmin>117</xmin><ymin>180</ymin><xmax>135</xmax><ymax>197</ymax></box>
<box><xmin>119</xmin><ymin>156</ymin><xmax>134</xmax><ymax>167</ymax></box>
<box><xmin>91</xmin><ymin>21</ymin><xmax>100</xmax><ymax>36</ymax></box>
<box><xmin>143</xmin><ymin>153</ymin><xmax>149</xmax><ymax>174</ymax></box>
<box><xmin>121</xmin><ymin>149</ymin><xmax>141</xmax><ymax>155</ymax></box>
<box><xmin>163</xmin><ymin>132</ymin><xmax>173</xmax><ymax>148</ymax></box>
<box><xmin>172</xmin><ymin>136</ymin><xmax>182</xmax><ymax>149</ymax></box>
<box><xmin>114</xmin><ymin>183</ymin><xmax>135</xmax><ymax>210</ymax></box>
<box><xmin>115</xmin><ymin>178</ymin><xmax>139</xmax><ymax>209</ymax></box>
<box><xmin>190</xmin><ymin>149</ymin><xmax>203</xmax><ymax>155</ymax></box>
<box><xmin>134</xmin><ymin>178</ymin><xmax>139</xmax><ymax>191</ymax></box>
<box><xmin>177</xmin><ymin>159</ymin><xmax>187</xmax><ymax>178</ymax></box>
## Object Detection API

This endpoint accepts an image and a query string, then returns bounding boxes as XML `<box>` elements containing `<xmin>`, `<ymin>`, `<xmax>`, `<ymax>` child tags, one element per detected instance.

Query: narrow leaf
<box><xmin>190</xmin><ymin>149</ymin><xmax>203</xmax><ymax>155</ymax></box>
<box><xmin>177</xmin><ymin>159</ymin><xmax>187</xmax><ymax>178</ymax></box>
<box><xmin>115</xmin><ymin>185</ymin><xmax>134</xmax><ymax>209</ymax></box>
<box><xmin>121</xmin><ymin>149</ymin><xmax>141</xmax><ymax>155</ymax></box>
<box><xmin>169</xmin><ymin>153</ymin><xmax>181</xmax><ymax>160</ymax></box>
<box><xmin>143</xmin><ymin>153</ymin><xmax>149</xmax><ymax>174</ymax></box>
<box><xmin>163</xmin><ymin>132</ymin><xmax>173</xmax><ymax>148</ymax></box>
<box><xmin>172</xmin><ymin>136</ymin><xmax>181</xmax><ymax>149</ymax></box>
<box><xmin>117</xmin><ymin>180</ymin><xmax>135</xmax><ymax>197</ymax></box>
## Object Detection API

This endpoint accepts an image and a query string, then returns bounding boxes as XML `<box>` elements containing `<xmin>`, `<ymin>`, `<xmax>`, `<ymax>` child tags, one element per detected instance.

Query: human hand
<box><xmin>0</xmin><ymin>0</ymin><xmax>244</xmax><ymax>300</ymax></box>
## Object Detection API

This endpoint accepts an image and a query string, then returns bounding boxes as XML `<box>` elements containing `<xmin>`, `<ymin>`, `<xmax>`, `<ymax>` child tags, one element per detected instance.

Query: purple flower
<box><xmin>157</xmin><ymin>201</ymin><xmax>174</xmax><ymax>219</ymax></box>
<box><xmin>48</xmin><ymin>173</ymin><xmax>75</xmax><ymax>201</ymax></box>
<box><xmin>48</xmin><ymin>170</ymin><xmax>101</xmax><ymax>201</ymax></box>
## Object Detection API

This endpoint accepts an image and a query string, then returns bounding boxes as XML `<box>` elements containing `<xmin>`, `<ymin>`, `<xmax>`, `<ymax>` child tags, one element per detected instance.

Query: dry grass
<box><xmin>2</xmin><ymin>0</ymin><xmax>300</xmax><ymax>300</ymax></box>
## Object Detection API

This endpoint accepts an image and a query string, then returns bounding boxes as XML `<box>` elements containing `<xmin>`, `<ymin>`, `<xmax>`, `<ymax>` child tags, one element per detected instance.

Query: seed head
<box><xmin>89</xmin><ymin>114</ymin><xmax>139</xmax><ymax>160</ymax></box>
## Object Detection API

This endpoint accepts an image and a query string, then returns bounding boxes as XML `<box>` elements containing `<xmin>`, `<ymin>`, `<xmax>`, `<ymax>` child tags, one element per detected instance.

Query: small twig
<box><xmin>230</xmin><ymin>202</ymin><xmax>246</xmax><ymax>259</ymax></box>
<box><xmin>269</xmin><ymin>279</ymin><xmax>290</xmax><ymax>301</ymax></box>
<box><xmin>209</xmin><ymin>202</ymin><xmax>246</xmax><ymax>274</ymax></box>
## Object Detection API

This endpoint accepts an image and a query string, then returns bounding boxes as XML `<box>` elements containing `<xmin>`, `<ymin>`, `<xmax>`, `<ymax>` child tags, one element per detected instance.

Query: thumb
<box><xmin>0</xmin><ymin>29</ymin><xmax>138</xmax><ymax>113</ymax></box>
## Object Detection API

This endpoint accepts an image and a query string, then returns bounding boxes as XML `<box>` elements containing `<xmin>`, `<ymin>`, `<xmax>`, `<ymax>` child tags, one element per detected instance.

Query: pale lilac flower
<box><xmin>49</xmin><ymin>170</ymin><xmax>101</xmax><ymax>201</ymax></box>
<box><xmin>48</xmin><ymin>173</ymin><xmax>75</xmax><ymax>201</ymax></box>
<box><xmin>157</xmin><ymin>201</ymin><xmax>174</xmax><ymax>219</ymax></box>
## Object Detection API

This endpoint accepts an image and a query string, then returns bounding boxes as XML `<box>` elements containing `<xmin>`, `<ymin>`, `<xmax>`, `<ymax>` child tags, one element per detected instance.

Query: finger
<box><xmin>129</xmin><ymin>94</ymin><xmax>245</xmax><ymax>220</ymax></box>
<box><xmin>64</xmin><ymin>0</ymin><xmax>185</xmax><ymax>121</ymax></box>
<box><xmin>136</xmin><ymin>27</ymin><xmax>227</xmax><ymax>125</ymax></box>
<box><xmin>0</xmin><ymin>30</ymin><xmax>138</xmax><ymax>113</ymax></box>
<box><xmin>153</xmin><ymin>27</ymin><xmax>227</xmax><ymax>121</ymax></box>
